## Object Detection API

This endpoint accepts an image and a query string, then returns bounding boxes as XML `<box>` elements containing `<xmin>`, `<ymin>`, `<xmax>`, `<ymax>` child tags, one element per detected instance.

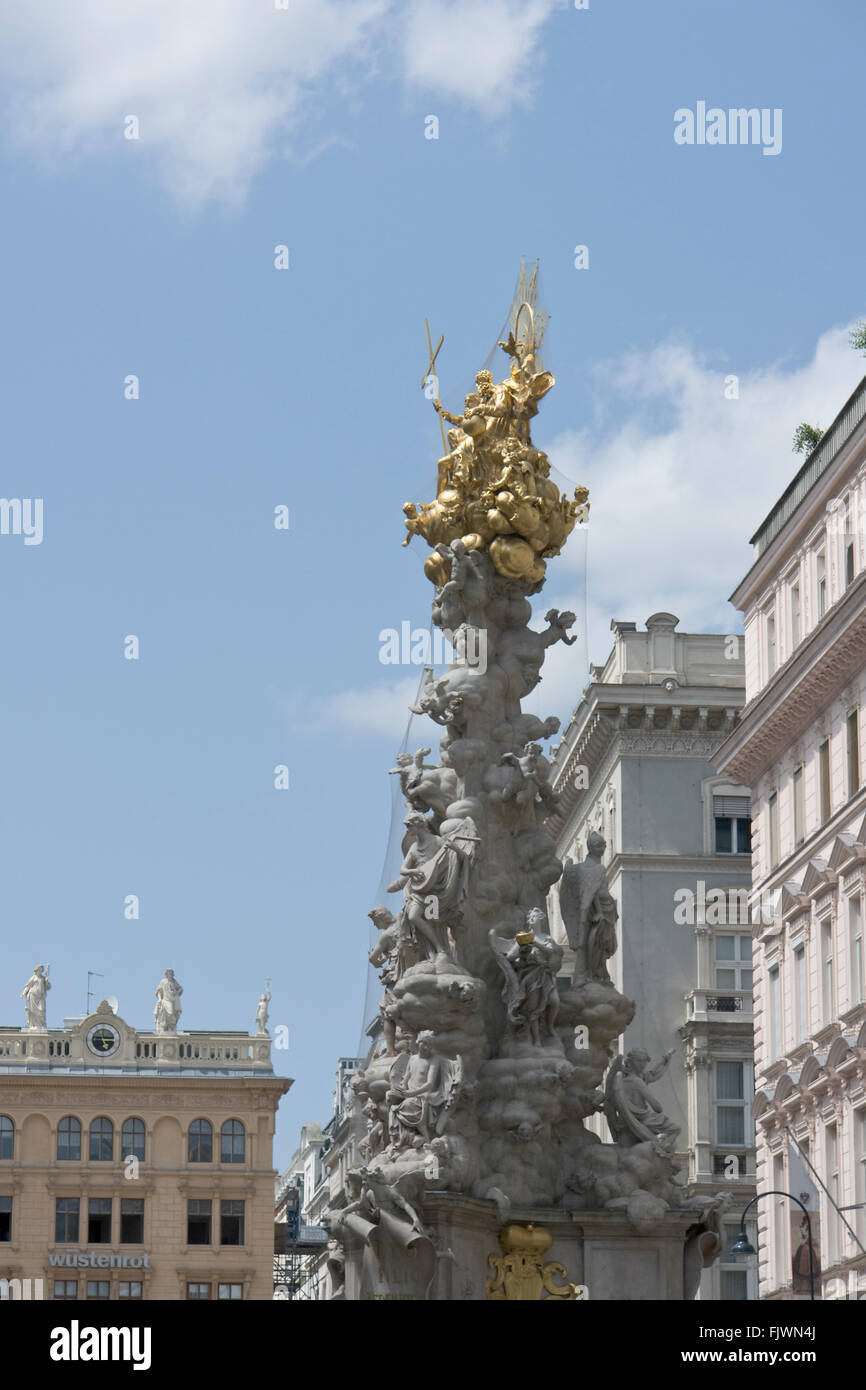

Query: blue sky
<box><xmin>1</xmin><ymin>0</ymin><xmax>864</xmax><ymax>1169</ymax></box>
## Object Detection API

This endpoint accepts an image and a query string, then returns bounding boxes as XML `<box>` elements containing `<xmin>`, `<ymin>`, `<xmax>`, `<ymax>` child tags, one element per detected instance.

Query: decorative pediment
<box><xmin>828</xmin><ymin>833</ymin><xmax>859</xmax><ymax>871</ymax></box>
<box><xmin>855</xmin><ymin>811</ymin><xmax>866</xmax><ymax>847</ymax></box>
<box><xmin>826</xmin><ymin>1033</ymin><xmax>857</xmax><ymax>1068</ymax></box>
<box><xmin>798</xmin><ymin>1055</ymin><xmax>824</xmax><ymax>1087</ymax></box>
<box><xmin>800</xmin><ymin>858</ymin><xmax>832</xmax><ymax>896</ymax></box>
<box><xmin>773</xmin><ymin>1073</ymin><xmax>796</xmax><ymax>1104</ymax></box>
<box><xmin>778</xmin><ymin>879</ymin><xmax>807</xmax><ymax>917</ymax></box>
<box><xmin>752</xmin><ymin>1090</ymin><xmax>772</xmax><ymax>1118</ymax></box>
<box><xmin>857</xmin><ymin>1018</ymin><xmax>866</xmax><ymax>1051</ymax></box>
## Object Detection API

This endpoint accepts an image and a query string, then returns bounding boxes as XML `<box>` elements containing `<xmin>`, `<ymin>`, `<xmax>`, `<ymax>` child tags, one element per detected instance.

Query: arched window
<box><xmin>121</xmin><ymin>1117</ymin><xmax>146</xmax><ymax>1162</ymax></box>
<box><xmin>0</xmin><ymin>1116</ymin><xmax>13</xmax><ymax>1160</ymax></box>
<box><xmin>89</xmin><ymin>1117</ymin><xmax>114</xmax><ymax>1162</ymax></box>
<box><xmin>188</xmin><ymin>1119</ymin><xmax>213</xmax><ymax>1163</ymax></box>
<box><xmin>57</xmin><ymin>1117</ymin><xmax>82</xmax><ymax>1161</ymax></box>
<box><xmin>220</xmin><ymin>1120</ymin><xmax>245</xmax><ymax>1164</ymax></box>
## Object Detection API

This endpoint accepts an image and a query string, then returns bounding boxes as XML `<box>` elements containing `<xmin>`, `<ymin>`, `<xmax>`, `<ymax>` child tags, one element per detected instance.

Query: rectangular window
<box><xmin>55</xmin><ymin>1198</ymin><xmax>79</xmax><ymax>1244</ymax></box>
<box><xmin>845</xmin><ymin>500</ymin><xmax>856</xmax><ymax>586</ymax></box>
<box><xmin>714</xmin><ymin>934</ymin><xmax>753</xmax><ymax>991</ymax></box>
<box><xmin>790</xmin><ymin>584</ymin><xmax>801</xmax><ymax>648</ymax></box>
<box><xmin>847</xmin><ymin>541</ymin><xmax>856</xmax><ymax>587</ymax></box>
<box><xmin>715</xmin><ymin>1061</ymin><xmax>748</xmax><ymax>1146</ymax></box>
<box><xmin>816</xmin><ymin>550</ymin><xmax>826</xmax><ymax>618</ymax></box>
<box><xmin>187</xmin><ymin>1283</ymin><xmax>211</xmax><ymax>1300</ymax></box>
<box><xmin>819</xmin><ymin>739</ymin><xmax>832</xmax><ymax>822</ymax></box>
<box><xmin>0</xmin><ymin>1197</ymin><xmax>10</xmax><ymax>1242</ymax></box>
<box><xmin>719</xmin><ymin>1268</ymin><xmax>748</xmax><ymax>1300</ymax></box>
<box><xmin>768</xmin><ymin>791</ymin><xmax>780</xmax><ymax>868</ymax></box>
<box><xmin>88</xmin><ymin>1198</ymin><xmax>112</xmax><ymax>1244</ymax></box>
<box><xmin>86</xmin><ymin>1281</ymin><xmax>110</xmax><ymax>1300</ymax></box>
<box><xmin>826</xmin><ymin>1125</ymin><xmax>840</xmax><ymax>1266</ymax></box>
<box><xmin>713</xmin><ymin>796</ymin><xmax>751</xmax><ymax>854</ymax></box>
<box><xmin>118</xmin><ymin>1282</ymin><xmax>143</xmax><ymax>1300</ymax></box>
<box><xmin>856</xmin><ymin>1109</ymin><xmax>866</xmax><ymax>1248</ymax></box>
<box><xmin>766</xmin><ymin>607</ymin><xmax>777</xmax><ymax>677</ymax></box>
<box><xmin>120</xmin><ymin>1199</ymin><xmax>144</xmax><ymax>1244</ymax></box>
<box><xmin>793</xmin><ymin>765</ymin><xmax>804</xmax><ymax>844</ymax></box>
<box><xmin>822</xmin><ymin>919</ymin><xmax>835</xmax><ymax>1024</ymax></box>
<box><xmin>218</xmin><ymin>1283</ymin><xmax>243</xmax><ymax>1300</ymax></box>
<box><xmin>768</xmin><ymin>964</ymin><xmax>782</xmax><ymax>1059</ymax></box>
<box><xmin>794</xmin><ymin>943</ymin><xmax>808</xmax><ymax>1041</ymax></box>
<box><xmin>53</xmin><ymin>1281</ymin><xmax>77</xmax><ymax>1300</ymax></box>
<box><xmin>220</xmin><ymin>1200</ymin><xmax>245</xmax><ymax>1246</ymax></box>
<box><xmin>187</xmin><ymin>1199</ymin><xmax>212</xmax><ymax>1246</ymax></box>
<box><xmin>848</xmin><ymin>709</ymin><xmax>860</xmax><ymax>796</ymax></box>
<box><xmin>850</xmin><ymin>895</ymin><xmax>864</xmax><ymax>1007</ymax></box>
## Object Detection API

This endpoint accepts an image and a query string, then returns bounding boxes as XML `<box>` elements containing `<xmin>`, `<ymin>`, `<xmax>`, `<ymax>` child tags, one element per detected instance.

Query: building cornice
<box><xmin>715</xmin><ymin>569</ymin><xmax>866</xmax><ymax>786</ymax></box>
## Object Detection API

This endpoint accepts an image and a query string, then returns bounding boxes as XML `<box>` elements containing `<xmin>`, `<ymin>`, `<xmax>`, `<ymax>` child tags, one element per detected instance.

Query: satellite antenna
<box><xmin>106</xmin><ymin>996</ymin><xmax>119</xmax><ymax>1015</ymax></box>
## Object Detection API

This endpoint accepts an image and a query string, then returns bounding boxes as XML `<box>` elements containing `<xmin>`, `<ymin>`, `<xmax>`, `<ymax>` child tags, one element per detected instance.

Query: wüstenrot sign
<box><xmin>48</xmin><ymin>1250</ymin><xmax>151</xmax><ymax>1269</ymax></box>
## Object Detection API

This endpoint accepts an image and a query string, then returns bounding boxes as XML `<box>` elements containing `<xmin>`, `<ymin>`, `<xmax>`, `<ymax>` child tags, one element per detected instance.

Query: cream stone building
<box><xmin>716</xmin><ymin>371</ymin><xmax>866</xmax><ymax>1299</ymax></box>
<box><xmin>547</xmin><ymin>615</ymin><xmax>757</xmax><ymax>1299</ymax></box>
<box><xmin>0</xmin><ymin>993</ymin><xmax>290</xmax><ymax>1301</ymax></box>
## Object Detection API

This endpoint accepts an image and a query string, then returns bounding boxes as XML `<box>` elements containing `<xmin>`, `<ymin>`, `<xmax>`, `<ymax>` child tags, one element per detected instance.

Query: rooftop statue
<box><xmin>154</xmin><ymin>968</ymin><xmax>183</xmax><ymax>1034</ymax></box>
<box><xmin>22</xmin><ymin>964</ymin><xmax>50</xmax><ymax>1031</ymax></box>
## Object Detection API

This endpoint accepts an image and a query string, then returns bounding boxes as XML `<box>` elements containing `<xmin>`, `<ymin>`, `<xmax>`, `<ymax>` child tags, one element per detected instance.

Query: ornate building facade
<box><xmin>547</xmin><ymin>614</ymin><xmax>757</xmax><ymax>1298</ymax></box>
<box><xmin>0</xmin><ymin>980</ymin><xmax>290</xmax><ymax>1301</ymax></box>
<box><xmin>716</xmin><ymin>372</ymin><xmax>866</xmax><ymax>1300</ymax></box>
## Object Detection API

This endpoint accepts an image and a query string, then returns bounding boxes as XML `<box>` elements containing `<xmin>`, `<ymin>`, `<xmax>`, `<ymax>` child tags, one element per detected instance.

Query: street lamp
<box><xmin>729</xmin><ymin>1189</ymin><xmax>817</xmax><ymax>1300</ymax></box>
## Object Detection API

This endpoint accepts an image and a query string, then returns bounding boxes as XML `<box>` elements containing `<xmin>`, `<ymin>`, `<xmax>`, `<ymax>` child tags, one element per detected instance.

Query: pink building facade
<box><xmin>717</xmin><ymin>375</ymin><xmax>866</xmax><ymax>1299</ymax></box>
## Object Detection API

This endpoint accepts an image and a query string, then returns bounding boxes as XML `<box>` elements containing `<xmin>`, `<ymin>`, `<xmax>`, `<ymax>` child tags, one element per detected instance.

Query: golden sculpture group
<box><xmin>405</xmin><ymin>281</ymin><xmax>589</xmax><ymax>588</ymax></box>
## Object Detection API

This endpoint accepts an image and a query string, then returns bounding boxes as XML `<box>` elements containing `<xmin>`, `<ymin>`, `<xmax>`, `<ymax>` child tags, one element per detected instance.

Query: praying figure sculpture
<box><xmin>154</xmin><ymin>968</ymin><xmax>183</xmax><ymax>1033</ymax></box>
<box><xmin>558</xmin><ymin>831</ymin><xmax>619</xmax><ymax>986</ymax></box>
<box><xmin>603</xmin><ymin>1049</ymin><xmax>680</xmax><ymax>1154</ymax></box>
<box><xmin>22</xmin><ymin>964</ymin><xmax>50</xmax><ymax>1031</ymax></box>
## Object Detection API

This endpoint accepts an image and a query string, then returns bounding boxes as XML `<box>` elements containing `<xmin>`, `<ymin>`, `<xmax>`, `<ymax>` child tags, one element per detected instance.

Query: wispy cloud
<box><xmin>0</xmin><ymin>0</ymin><xmax>559</xmax><ymax>206</ymax></box>
<box><xmin>401</xmin><ymin>0</ymin><xmax>558</xmax><ymax>116</ymax></box>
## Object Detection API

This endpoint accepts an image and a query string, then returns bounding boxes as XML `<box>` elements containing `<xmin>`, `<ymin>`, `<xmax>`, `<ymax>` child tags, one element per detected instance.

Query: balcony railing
<box><xmin>685</xmin><ymin>988</ymin><xmax>754</xmax><ymax>1022</ymax></box>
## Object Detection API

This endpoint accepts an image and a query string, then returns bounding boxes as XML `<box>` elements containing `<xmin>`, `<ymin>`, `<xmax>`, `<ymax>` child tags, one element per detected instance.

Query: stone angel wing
<box><xmin>387</xmin><ymin>1050</ymin><xmax>410</xmax><ymax>1094</ymax></box>
<box><xmin>603</xmin><ymin>1054</ymin><xmax>626</xmax><ymax>1145</ymax></box>
<box><xmin>487</xmin><ymin>930</ymin><xmax>522</xmax><ymax>1021</ymax></box>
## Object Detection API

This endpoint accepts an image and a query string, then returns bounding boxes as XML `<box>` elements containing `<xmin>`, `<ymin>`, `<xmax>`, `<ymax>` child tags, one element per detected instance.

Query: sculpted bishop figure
<box><xmin>558</xmin><ymin>831</ymin><xmax>619</xmax><ymax>986</ymax></box>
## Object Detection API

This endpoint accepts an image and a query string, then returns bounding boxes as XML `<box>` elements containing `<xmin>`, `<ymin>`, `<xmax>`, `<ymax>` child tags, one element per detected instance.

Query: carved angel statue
<box><xmin>498</xmin><ymin>742</ymin><xmax>560</xmax><ymax>811</ymax></box>
<box><xmin>386</xmin><ymin>813</ymin><xmax>478</xmax><ymax>958</ymax></box>
<box><xmin>558</xmin><ymin>831</ymin><xmax>618</xmax><ymax>986</ymax></box>
<box><xmin>22</xmin><ymin>964</ymin><xmax>50</xmax><ymax>1031</ymax></box>
<box><xmin>154</xmin><ymin>968</ymin><xmax>183</xmax><ymax>1034</ymax></box>
<box><xmin>386</xmin><ymin>1031</ymin><xmax>463</xmax><ymax>1149</ymax></box>
<box><xmin>489</xmin><ymin>911</ymin><xmax>563</xmax><ymax>1044</ymax></box>
<box><xmin>603</xmin><ymin>1048</ymin><xmax>680</xmax><ymax>1153</ymax></box>
<box><xmin>367</xmin><ymin>905</ymin><xmax>418</xmax><ymax>1056</ymax></box>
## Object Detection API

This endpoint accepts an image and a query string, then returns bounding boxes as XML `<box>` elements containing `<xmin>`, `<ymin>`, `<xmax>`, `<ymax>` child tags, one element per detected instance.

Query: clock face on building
<box><xmin>86</xmin><ymin>1024</ymin><xmax>120</xmax><ymax>1057</ymax></box>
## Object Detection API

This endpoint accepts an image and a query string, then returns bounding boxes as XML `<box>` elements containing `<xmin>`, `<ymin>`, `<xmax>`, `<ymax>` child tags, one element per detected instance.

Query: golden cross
<box><xmin>421</xmin><ymin>318</ymin><xmax>448</xmax><ymax>454</ymax></box>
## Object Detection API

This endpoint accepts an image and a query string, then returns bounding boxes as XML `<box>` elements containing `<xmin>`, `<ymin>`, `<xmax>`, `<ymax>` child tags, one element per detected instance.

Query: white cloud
<box><xmin>0</xmin><ymin>0</ymin><xmax>559</xmax><ymax>206</ymax></box>
<box><xmin>283</xmin><ymin>674</ymin><xmax>424</xmax><ymax>741</ymax></box>
<box><xmin>546</xmin><ymin>325</ymin><xmax>866</xmax><ymax>667</ymax></box>
<box><xmin>401</xmin><ymin>0</ymin><xmax>558</xmax><ymax>115</ymax></box>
